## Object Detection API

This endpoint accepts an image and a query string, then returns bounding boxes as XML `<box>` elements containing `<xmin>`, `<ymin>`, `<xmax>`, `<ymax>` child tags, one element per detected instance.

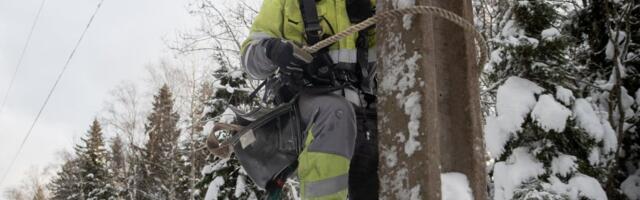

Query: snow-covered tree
<box><xmin>197</xmin><ymin>69</ymin><xmax>263</xmax><ymax>199</ymax></box>
<box><xmin>175</xmin><ymin>81</ymin><xmax>215</xmax><ymax>199</ymax></box>
<box><xmin>564</xmin><ymin>0</ymin><xmax>640</xmax><ymax>198</ymax></box>
<box><xmin>137</xmin><ymin>85</ymin><xmax>186</xmax><ymax>199</ymax></box>
<box><xmin>108</xmin><ymin>135</ymin><xmax>128</xmax><ymax>198</ymax></box>
<box><xmin>171</xmin><ymin>0</ymin><xmax>267</xmax><ymax>199</ymax></box>
<box><xmin>484</xmin><ymin>1</ymin><xmax>617</xmax><ymax>199</ymax></box>
<box><xmin>50</xmin><ymin>159</ymin><xmax>83</xmax><ymax>200</ymax></box>
<box><xmin>74</xmin><ymin>119</ymin><xmax>117</xmax><ymax>199</ymax></box>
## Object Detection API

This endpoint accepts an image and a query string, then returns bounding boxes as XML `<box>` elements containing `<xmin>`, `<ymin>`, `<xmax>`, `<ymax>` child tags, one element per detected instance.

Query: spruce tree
<box><xmin>565</xmin><ymin>0</ymin><xmax>640</xmax><ymax>198</ymax></box>
<box><xmin>127</xmin><ymin>149</ymin><xmax>147</xmax><ymax>200</ymax></box>
<box><xmin>49</xmin><ymin>158</ymin><xmax>82</xmax><ymax>200</ymax></box>
<box><xmin>75</xmin><ymin>119</ymin><xmax>116</xmax><ymax>199</ymax></box>
<box><xmin>140</xmin><ymin>84</ymin><xmax>185</xmax><ymax>199</ymax></box>
<box><xmin>484</xmin><ymin>1</ymin><xmax>617</xmax><ymax>199</ymax></box>
<box><xmin>198</xmin><ymin>68</ymin><xmax>266</xmax><ymax>199</ymax></box>
<box><xmin>109</xmin><ymin>135</ymin><xmax>127</xmax><ymax>198</ymax></box>
<box><xmin>174</xmin><ymin>82</ymin><xmax>215</xmax><ymax>199</ymax></box>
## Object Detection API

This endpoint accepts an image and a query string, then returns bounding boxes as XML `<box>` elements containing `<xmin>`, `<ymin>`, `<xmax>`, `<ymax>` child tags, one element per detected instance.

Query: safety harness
<box><xmin>253</xmin><ymin>0</ymin><xmax>375</xmax><ymax>105</ymax></box>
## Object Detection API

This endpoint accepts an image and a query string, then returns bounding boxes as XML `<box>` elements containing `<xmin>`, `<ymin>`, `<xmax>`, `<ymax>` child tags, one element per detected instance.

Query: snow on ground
<box><xmin>493</xmin><ymin>147</ymin><xmax>545</xmax><ymax>200</ymax></box>
<box><xmin>621</xmin><ymin>170</ymin><xmax>640</xmax><ymax>200</ymax></box>
<box><xmin>441</xmin><ymin>172</ymin><xmax>473</xmax><ymax>200</ymax></box>
<box><xmin>485</xmin><ymin>77</ymin><xmax>544</xmax><ymax>158</ymax></box>
<box><xmin>531</xmin><ymin>94</ymin><xmax>571</xmax><ymax>132</ymax></box>
<box><xmin>204</xmin><ymin>176</ymin><xmax>225</xmax><ymax>200</ymax></box>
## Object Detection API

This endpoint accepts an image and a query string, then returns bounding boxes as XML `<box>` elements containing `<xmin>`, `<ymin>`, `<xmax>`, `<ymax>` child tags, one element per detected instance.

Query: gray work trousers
<box><xmin>298</xmin><ymin>92</ymin><xmax>358</xmax><ymax>159</ymax></box>
<box><xmin>295</xmin><ymin>91</ymin><xmax>380</xmax><ymax>199</ymax></box>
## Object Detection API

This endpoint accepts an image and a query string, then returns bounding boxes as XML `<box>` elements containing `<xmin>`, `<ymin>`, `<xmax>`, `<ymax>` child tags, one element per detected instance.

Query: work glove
<box><xmin>263</xmin><ymin>38</ymin><xmax>313</xmax><ymax>75</ymax></box>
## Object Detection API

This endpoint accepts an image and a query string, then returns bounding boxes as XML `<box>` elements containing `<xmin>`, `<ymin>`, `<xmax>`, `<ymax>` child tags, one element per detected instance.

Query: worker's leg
<box><xmin>349</xmin><ymin>107</ymin><xmax>379</xmax><ymax>199</ymax></box>
<box><xmin>297</xmin><ymin>93</ymin><xmax>357</xmax><ymax>200</ymax></box>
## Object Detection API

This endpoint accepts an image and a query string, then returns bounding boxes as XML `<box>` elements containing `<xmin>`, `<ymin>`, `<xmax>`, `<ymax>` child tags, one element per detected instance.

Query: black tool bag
<box><xmin>229</xmin><ymin>98</ymin><xmax>306</xmax><ymax>189</ymax></box>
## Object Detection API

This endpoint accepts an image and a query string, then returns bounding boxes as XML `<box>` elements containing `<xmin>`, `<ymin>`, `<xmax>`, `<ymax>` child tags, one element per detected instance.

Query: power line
<box><xmin>0</xmin><ymin>0</ymin><xmax>48</xmax><ymax>117</ymax></box>
<box><xmin>0</xmin><ymin>0</ymin><xmax>106</xmax><ymax>187</ymax></box>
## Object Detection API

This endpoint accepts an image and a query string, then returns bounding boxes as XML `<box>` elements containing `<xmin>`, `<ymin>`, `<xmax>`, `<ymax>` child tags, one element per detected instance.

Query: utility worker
<box><xmin>240</xmin><ymin>0</ymin><xmax>378</xmax><ymax>199</ymax></box>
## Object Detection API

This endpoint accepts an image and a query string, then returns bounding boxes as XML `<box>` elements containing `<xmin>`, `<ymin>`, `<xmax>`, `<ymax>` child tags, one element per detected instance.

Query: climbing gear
<box><xmin>346</xmin><ymin>0</ymin><xmax>375</xmax><ymax>93</ymax></box>
<box><xmin>263</xmin><ymin>38</ymin><xmax>311</xmax><ymax>97</ymax></box>
<box><xmin>299</xmin><ymin>0</ymin><xmax>337</xmax><ymax>86</ymax></box>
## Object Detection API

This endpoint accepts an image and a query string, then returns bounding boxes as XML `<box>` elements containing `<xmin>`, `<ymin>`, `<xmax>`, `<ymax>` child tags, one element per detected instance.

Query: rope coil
<box><xmin>303</xmin><ymin>6</ymin><xmax>488</xmax><ymax>69</ymax></box>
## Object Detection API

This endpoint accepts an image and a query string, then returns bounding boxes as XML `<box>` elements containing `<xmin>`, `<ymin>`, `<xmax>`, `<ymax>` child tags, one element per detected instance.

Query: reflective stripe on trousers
<box><xmin>297</xmin><ymin>93</ymin><xmax>357</xmax><ymax>200</ymax></box>
<box><xmin>298</xmin><ymin>132</ymin><xmax>351</xmax><ymax>200</ymax></box>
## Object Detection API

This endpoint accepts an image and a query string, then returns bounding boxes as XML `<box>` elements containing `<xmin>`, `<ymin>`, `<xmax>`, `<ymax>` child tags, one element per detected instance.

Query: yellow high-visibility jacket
<box><xmin>241</xmin><ymin>0</ymin><xmax>376</xmax><ymax>80</ymax></box>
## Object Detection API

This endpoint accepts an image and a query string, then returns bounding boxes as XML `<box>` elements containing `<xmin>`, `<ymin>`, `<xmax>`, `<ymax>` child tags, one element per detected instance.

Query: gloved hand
<box><xmin>263</xmin><ymin>38</ymin><xmax>313</xmax><ymax>74</ymax></box>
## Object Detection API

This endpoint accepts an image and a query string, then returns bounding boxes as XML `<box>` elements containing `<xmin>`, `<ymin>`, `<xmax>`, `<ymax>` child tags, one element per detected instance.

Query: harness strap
<box><xmin>299</xmin><ymin>0</ymin><xmax>322</xmax><ymax>45</ymax></box>
<box><xmin>356</xmin><ymin>30</ymin><xmax>369</xmax><ymax>89</ymax></box>
<box><xmin>248</xmin><ymin>80</ymin><xmax>268</xmax><ymax>101</ymax></box>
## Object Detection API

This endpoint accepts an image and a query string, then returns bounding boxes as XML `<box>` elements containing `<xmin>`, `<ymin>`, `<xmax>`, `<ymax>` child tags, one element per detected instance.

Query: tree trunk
<box><xmin>377</xmin><ymin>0</ymin><xmax>487</xmax><ymax>199</ymax></box>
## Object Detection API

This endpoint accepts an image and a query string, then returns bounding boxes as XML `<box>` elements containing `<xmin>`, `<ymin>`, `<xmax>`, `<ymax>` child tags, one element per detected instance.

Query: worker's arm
<box><xmin>241</xmin><ymin>0</ymin><xmax>311</xmax><ymax>80</ymax></box>
<box><xmin>240</xmin><ymin>0</ymin><xmax>284</xmax><ymax>79</ymax></box>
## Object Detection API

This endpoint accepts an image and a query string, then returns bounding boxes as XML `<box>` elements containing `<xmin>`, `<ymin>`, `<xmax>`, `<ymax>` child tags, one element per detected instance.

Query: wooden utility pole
<box><xmin>376</xmin><ymin>0</ymin><xmax>487</xmax><ymax>199</ymax></box>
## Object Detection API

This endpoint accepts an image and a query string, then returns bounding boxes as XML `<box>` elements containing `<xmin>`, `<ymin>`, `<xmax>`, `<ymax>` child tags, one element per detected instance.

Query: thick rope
<box><xmin>303</xmin><ymin>6</ymin><xmax>488</xmax><ymax>68</ymax></box>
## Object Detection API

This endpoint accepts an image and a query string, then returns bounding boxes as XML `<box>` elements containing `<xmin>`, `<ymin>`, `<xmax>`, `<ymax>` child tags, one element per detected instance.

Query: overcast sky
<box><xmin>0</xmin><ymin>0</ymin><xmax>199</xmax><ymax>192</ymax></box>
